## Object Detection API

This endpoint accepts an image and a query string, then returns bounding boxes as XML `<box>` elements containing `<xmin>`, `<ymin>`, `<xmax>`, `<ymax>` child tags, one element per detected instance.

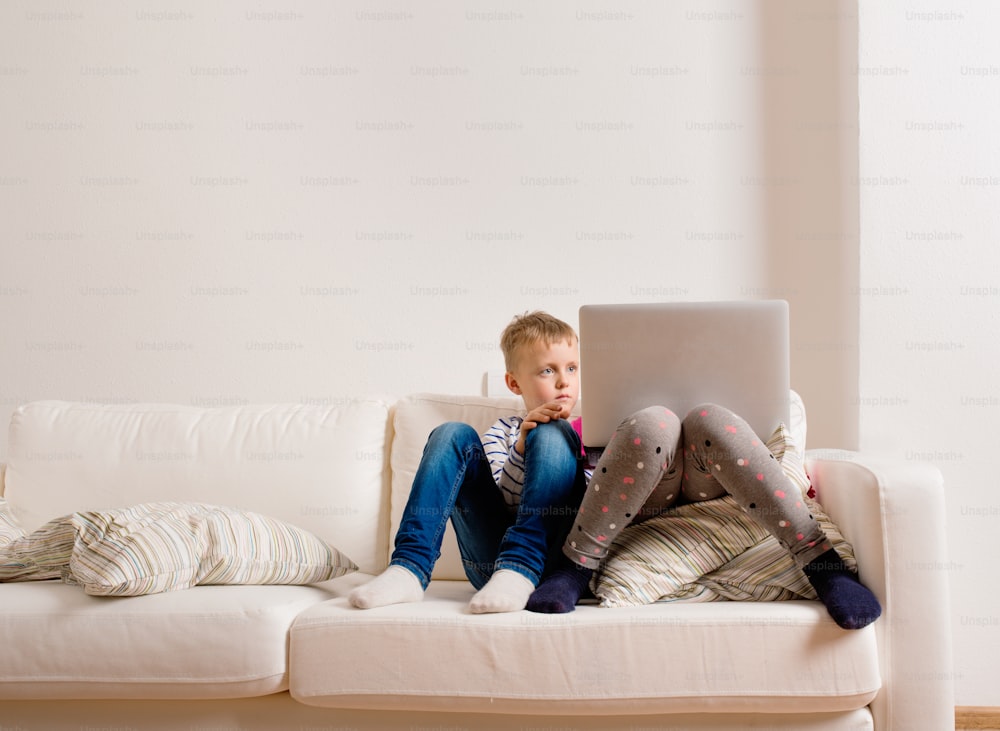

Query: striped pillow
<box><xmin>0</xmin><ymin>504</ymin><xmax>75</xmax><ymax>583</ymax></box>
<box><xmin>0</xmin><ymin>498</ymin><xmax>24</xmax><ymax>548</ymax></box>
<box><xmin>594</xmin><ymin>423</ymin><xmax>856</xmax><ymax>607</ymax></box>
<box><xmin>68</xmin><ymin>501</ymin><xmax>357</xmax><ymax>597</ymax></box>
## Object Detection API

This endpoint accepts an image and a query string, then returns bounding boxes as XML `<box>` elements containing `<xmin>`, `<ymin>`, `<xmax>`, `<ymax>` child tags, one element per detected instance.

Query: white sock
<box><xmin>468</xmin><ymin>569</ymin><xmax>535</xmax><ymax>614</ymax></box>
<box><xmin>348</xmin><ymin>565</ymin><xmax>424</xmax><ymax>609</ymax></box>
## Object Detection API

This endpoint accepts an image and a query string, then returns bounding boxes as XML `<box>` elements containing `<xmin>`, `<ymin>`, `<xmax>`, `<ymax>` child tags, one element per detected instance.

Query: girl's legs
<box><xmin>528</xmin><ymin>406</ymin><xmax>683</xmax><ymax>613</ymax></box>
<box><xmin>680</xmin><ymin>403</ymin><xmax>829</xmax><ymax>564</ymax></box>
<box><xmin>682</xmin><ymin>404</ymin><xmax>881</xmax><ymax>629</ymax></box>
<box><xmin>564</xmin><ymin>406</ymin><xmax>684</xmax><ymax>566</ymax></box>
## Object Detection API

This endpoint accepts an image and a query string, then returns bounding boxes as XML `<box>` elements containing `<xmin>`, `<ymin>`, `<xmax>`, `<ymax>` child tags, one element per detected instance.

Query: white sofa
<box><xmin>0</xmin><ymin>395</ymin><xmax>954</xmax><ymax>730</ymax></box>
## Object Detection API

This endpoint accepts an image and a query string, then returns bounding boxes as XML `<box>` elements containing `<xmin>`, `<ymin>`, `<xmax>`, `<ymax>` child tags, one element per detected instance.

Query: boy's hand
<box><xmin>515</xmin><ymin>400</ymin><xmax>571</xmax><ymax>455</ymax></box>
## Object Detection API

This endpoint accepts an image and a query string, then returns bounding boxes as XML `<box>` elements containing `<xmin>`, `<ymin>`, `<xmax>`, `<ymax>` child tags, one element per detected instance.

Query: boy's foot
<box><xmin>348</xmin><ymin>565</ymin><xmax>424</xmax><ymax>609</ymax></box>
<box><xmin>804</xmin><ymin>549</ymin><xmax>882</xmax><ymax>630</ymax></box>
<box><xmin>468</xmin><ymin>569</ymin><xmax>535</xmax><ymax>614</ymax></box>
<box><xmin>526</xmin><ymin>565</ymin><xmax>594</xmax><ymax>614</ymax></box>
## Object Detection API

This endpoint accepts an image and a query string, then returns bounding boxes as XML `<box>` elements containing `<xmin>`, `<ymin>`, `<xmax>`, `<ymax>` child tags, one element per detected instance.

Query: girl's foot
<box><xmin>526</xmin><ymin>564</ymin><xmax>594</xmax><ymax>614</ymax></box>
<box><xmin>804</xmin><ymin>549</ymin><xmax>882</xmax><ymax>629</ymax></box>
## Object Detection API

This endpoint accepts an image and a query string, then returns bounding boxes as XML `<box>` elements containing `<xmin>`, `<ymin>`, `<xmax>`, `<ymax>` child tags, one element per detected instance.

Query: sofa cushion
<box><xmin>67</xmin><ymin>501</ymin><xmax>357</xmax><ymax>596</ymax></box>
<box><xmin>0</xmin><ymin>578</ymin><xmax>344</xmax><ymax>699</ymax></box>
<box><xmin>3</xmin><ymin>400</ymin><xmax>391</xmax><ymax>574</ymax></box>
<box><xmin>288</xmin><ymin>580</ymin><xmax>881</xmax><ymax>714</ymax></box>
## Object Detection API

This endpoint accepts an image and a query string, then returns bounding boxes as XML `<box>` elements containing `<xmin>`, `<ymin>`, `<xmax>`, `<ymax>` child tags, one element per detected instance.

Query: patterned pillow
<box><xmin>594</xmin><ymin>423</ymin><xmax>856</xmax><ymax>607</ymax></box>
<box><xmin>696</xmin><ymin>496</ymin><xmax>855</xmax><ymax>602</ymax></box>
<box><xmin>67</xmin><ymin>501</ymin><xmax>358</xmax><ymax>596</ymax></box>
<box><xmin>0</xmin><ymin>497</ymin><xmax>25</xmax><ymax>548</ymax></box>
<box><xmin>0</xmin><ymin>503</ymin><xmax>75</xmax><ymax>582</ymax></box>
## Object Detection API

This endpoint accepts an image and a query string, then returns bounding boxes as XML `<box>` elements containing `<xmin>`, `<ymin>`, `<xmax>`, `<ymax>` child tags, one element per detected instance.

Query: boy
<box><xmin>349</xmin><ymin>311</ymin><xmax>588</xmax><ymax>613</ymax></box>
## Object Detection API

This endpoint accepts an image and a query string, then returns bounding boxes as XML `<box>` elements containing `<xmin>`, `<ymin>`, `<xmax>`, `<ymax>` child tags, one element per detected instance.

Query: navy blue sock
<box><xmin>526</xmin><ymin>564</ymin><xmax>594</xmax><ymax>614</ymax></box>
<box><xmin>804</xmin><ymin>549</ymin><xmax>882</xmax><ymax>630</ymax></box>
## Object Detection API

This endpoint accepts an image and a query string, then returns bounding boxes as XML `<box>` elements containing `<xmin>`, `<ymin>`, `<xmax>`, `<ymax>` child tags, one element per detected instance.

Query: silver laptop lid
<box><xmin>579</xmin><ymin>301</ymin><xmax>790</xmax><ymax>449</ymax></box>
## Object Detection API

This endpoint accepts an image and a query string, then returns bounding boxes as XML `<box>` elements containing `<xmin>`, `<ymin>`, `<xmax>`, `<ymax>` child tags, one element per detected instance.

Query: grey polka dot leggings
<box><xmin>564</xmin><ymin>403</ymin><xmax>831</xmax><ymax>570</ymax></box>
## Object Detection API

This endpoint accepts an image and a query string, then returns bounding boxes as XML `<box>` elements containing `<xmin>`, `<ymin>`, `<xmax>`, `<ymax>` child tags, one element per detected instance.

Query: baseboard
<box><xmin>956</xmin><ymin>707</ymin><xmax>1000</xmax><ymax>730</ymax></box>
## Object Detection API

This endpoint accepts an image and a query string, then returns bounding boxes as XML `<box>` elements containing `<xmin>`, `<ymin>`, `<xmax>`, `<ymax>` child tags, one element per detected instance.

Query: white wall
<box><xmin>858</xmin><ymin>1</ymin><xmax>1000</xmax><ymax>707</ymax></box>
<box><xmin>13</xmin><ymin>0</ymin><xmax>995</xmax><ymax>707</ymax></box>
<box><xmin>0</xmin><ymin>0</ymin><xmax>858</xmax><ymax>447</ymax></box>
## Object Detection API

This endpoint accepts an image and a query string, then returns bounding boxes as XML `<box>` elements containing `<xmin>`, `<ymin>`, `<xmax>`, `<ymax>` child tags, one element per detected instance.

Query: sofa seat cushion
<box><xmin>0</xmin><ymin>579</ymin><xmax>337</xmax><ymax>699</ymax></box>
<box><xmin>289</xmin><ymin>580</ymin><xmax>881</xmax><ymax>714</ymax></box>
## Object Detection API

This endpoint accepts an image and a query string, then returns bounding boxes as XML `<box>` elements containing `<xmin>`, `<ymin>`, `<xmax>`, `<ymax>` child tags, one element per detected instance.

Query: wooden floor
<box><xmin>957</xmin><ymin>707</ymin><xmax>1000</xmax><ymax>730</ymax></box>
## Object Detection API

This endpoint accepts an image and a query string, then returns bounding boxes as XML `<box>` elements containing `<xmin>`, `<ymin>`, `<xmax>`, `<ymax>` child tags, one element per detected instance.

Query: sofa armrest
<box><xmin>805</xmin><ymin>449</ymin><xmax>955</xmax><ymax>731</ymax></box>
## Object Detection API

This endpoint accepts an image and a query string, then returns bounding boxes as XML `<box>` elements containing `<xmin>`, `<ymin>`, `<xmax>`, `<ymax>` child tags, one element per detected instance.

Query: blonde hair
<box><xmin>500</xmin><ymin>311</ymin><xmax>577</xmax><ymax>371</ymax></box>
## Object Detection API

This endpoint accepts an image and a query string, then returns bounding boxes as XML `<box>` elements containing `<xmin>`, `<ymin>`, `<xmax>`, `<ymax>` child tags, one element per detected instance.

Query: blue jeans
<box><xmin>390</xmin><ymin>419</ymin><xmax>585</xmax><ymax>590</ymax></box>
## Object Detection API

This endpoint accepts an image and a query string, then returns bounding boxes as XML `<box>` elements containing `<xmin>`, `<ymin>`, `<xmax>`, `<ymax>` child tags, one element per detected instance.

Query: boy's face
<box><xmin>505</xmin><ymin>337</ymin><xmax>581</xmax><ymax>414</ymax></box>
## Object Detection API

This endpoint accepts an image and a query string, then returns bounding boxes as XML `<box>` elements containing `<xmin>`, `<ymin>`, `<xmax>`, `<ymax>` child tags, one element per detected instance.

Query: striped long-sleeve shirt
<box><xmin>481</xmin><ymin>416</ymin><xmax>591</xmax><ymax>510</ymax></box>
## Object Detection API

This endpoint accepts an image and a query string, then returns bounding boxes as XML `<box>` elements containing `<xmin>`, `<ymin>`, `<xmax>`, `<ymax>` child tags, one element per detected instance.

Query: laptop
<box><xmin>578</xmin><ymin>300</ymin><xmax>790</xmax><ymax>466</ymax></box>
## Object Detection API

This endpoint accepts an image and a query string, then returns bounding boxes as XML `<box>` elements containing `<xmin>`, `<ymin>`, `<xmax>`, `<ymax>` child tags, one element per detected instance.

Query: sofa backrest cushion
<box><xmin>4</xmin><ymin>400</ymin><xmax>392</xmax><ymax>574</ymax></box>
